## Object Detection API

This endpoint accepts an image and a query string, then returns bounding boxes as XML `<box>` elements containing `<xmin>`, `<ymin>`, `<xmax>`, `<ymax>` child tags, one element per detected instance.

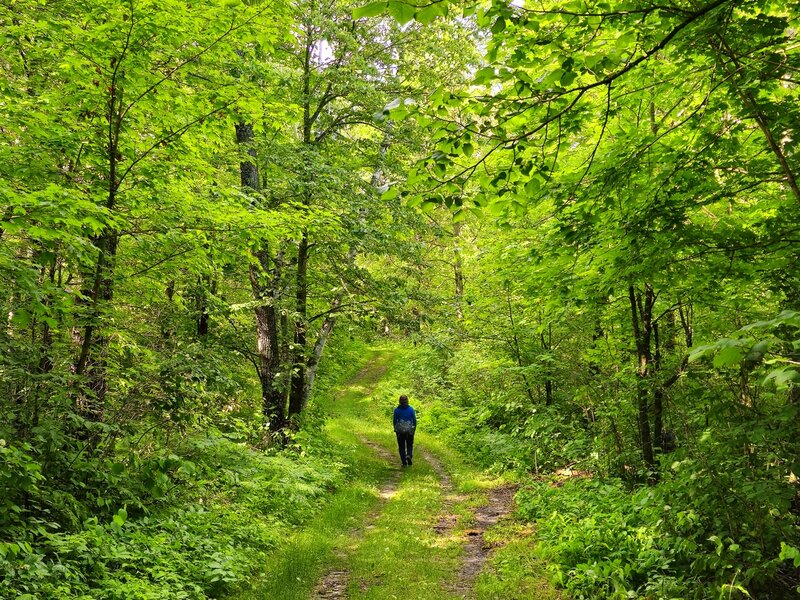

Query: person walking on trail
<box><xmin>393</xmin><ymin>394</ymin><xmax>416</xmax><ymax>467</ymax></box>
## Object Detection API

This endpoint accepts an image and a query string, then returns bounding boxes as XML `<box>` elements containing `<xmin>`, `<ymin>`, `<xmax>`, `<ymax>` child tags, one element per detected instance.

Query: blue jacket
<box><xmin>393</xmin><ymin>405</ymin><xmax>417</xmax><ymax>434</ymax></box>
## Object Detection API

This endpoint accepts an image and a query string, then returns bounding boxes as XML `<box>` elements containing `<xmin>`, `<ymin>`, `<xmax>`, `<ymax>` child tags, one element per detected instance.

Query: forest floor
<box><xmin>234</xmin><ymin>349</ymin><xmax>563</xmax><ymax>600</ymax></box>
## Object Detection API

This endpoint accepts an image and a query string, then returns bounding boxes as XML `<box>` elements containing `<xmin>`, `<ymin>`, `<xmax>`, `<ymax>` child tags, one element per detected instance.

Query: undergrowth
<box><xmin>0</xmin><ymin>337</ymin><xmax>374</xmax><ymax>599</ymax></box>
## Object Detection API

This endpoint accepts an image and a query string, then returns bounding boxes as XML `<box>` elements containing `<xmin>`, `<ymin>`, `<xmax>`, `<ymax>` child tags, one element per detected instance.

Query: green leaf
<box><xmin>406</xmin><ymin>195</ymin><xmax>424</xmax><ymax>208</ymax></box>
<box><xmin>11</xmin><ymin>309</ymin><xmax>31</xmax><ymax>328</ymax></box>
<box><xmin>353</xmin><ymin>1</ymin><xmax>387</xmax><ymax>19</ymax></box>
<box><xmin>491</xmin><ymin>17</ymin><xmax>506</xmax><ymax>34</ymax></box>
<box><xmin>545</xmin><ymin>68</ymin><xmax>565</xmax><ymax>87</ymax></box>
<box><xmin>763</xmin><ymin>367</ymin><xmax>800</xmax><ymax>389</ymax></box>
<box><xmin>473</xmin><ymin>67</ymin><xmax>495</xmax><ymax>85</ymax></box>
<box><xmin>561</xmin><ymin>70</ymin><xmax>577</xmax><ymax>87</ymax></box>
<box><xmin>415</xmin><ymin>3</ymin><xmax>444</xmax><ymax>24</ymax></box>
<box><xmin>713</xmin><ymin>345</ymin><xmax>745</xmax><ymax>368</ymax></box>
<box><xmin>524</xmin><ymin>178</ymin><xmax>541</xmax><ymax>196</ymax></box>
<box><xmin>779</xmin><ymin>543</ymin><xmax>800</xmax><ymax>568</ymax></box>
<box><xmin>387</xmin><ymin>1</ymin><xmax>415</xmax><ymax>24</ymax></box>
<box><xmin>420</xmin><ymin>200</ymin><xmax>438</xmax><ymax>213</ymax></box>
<box><xmin>688</xmin><ymin>344</ymin><xmax>714</xmax><ymax>363</ymax></box>
<box><xmin>112</xmin><ymin>507</ymin><xmax>127</xmax><ymax>527</ymax></box>
<box><xmin>382</xmin><ymin>187</ymin><xmax>399</xmax><ymax>200</ymax></box>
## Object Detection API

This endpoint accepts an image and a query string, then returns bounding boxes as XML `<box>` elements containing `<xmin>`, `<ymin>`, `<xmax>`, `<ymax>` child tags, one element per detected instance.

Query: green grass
<box><xmin>345</xmin><ymin>461</ymin><xmax>459</xmax><ymax>599</ymax></box>
<box><xmin>345</xmin><ymin>346</ymin><xmax>563</xmax><ymax>600</ymax></box>
<box><xmin>232</xmin><ymin>460</ymin><xmax>390</xmax><ymax>600</ymax></box>
<box><xmin>329</xmin><ymin>348</ymin><xmax>462</xmax><ymax>599</ymax></box>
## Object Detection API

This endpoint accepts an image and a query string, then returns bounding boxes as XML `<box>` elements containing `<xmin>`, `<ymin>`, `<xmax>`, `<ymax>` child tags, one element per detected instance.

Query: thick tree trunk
<box><xmin>236</xmin><ymin>120</ymin><xmax>284</xmax><ymax>428</ymax></box>
<box><xmin>248</xmin><ymin>256</ymin><xmax>283</xmax><ymax>422</ymax></box>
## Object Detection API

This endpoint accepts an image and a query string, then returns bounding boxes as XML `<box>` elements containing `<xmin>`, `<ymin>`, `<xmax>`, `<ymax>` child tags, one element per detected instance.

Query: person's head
<box><xmin>399</xmin><ymin>394</ymin><xmax>409</xmax><ymax>407</ymax></box>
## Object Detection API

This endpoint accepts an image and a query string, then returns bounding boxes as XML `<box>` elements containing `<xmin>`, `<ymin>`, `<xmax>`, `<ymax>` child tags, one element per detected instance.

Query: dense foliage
<box><xmin>0</xmin><ymin>0</ymin><xmax>472</xmax><ymax>595</ymax></box>
<box><xmin>2</xmin><ymin>0</ymin><xmax>799</xmax><ymax>598</ymax></box>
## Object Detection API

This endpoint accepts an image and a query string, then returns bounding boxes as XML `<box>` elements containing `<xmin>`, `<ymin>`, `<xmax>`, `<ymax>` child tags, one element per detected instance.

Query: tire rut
<box><xmin>447</xmin><ymin>484</ymin><xmax>518</xmax><ymax>599</ymax></box>
<box><xmin>421</xmin><ymin>449</ymin><xmax>464</xmax><ymax>537</ymax></box>
<box><xmin>422</xmin><ymin>450</ymin><xmax>518</xmax><ymax>599</ymax></box>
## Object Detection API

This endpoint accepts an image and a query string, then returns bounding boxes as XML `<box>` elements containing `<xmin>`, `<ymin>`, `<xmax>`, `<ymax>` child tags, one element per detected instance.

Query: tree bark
<box><xmin>288</xmin><ymin>234</ymin><xmax>309</xmax><ymax>420</ymax></box>
<box><xmin>629</xmin><ymin>283</ymin><xmax>656</xmax><ymax>474</ymax></box>
<box><xmin>236</xmin><ymin>120</ymin><xmax>284</xmax><ymax>428</ymax></box>
<box><xmin>196</xmin><ymin>275</ymin><xmax>215</xmax><ymax>337</ymax></box>
<box><xmin>287</xmin><ymin>27</ymin><xmax>314</xmax><ymax>421</ymax></box>
<box><xmin>653</xmin><ymin>322</ymin><xmax>663</xmax><ymax>451</ymax></box>
<box><xmin>300</xmin><ymin>297</ymin><xmax>340</xmax><ymax>412</ymax></box>
<box><xmin>453</xmin><ymin>219</ymin><xmax>465</xmax><ymax>320</ymax></box>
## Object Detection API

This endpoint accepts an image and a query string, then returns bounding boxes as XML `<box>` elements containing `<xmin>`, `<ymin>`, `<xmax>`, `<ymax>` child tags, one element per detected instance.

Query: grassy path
<box><xmin>237</xmin><ymin>348</ymin><xmax>562</xmax><ymax>600</ymax></box>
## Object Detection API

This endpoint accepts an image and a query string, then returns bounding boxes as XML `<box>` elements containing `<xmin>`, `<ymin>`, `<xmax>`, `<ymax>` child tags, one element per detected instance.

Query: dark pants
<box><xmin>396</xmin><ymin>432</ymin><xmax>414</xmax><ymax>464</ymax></box>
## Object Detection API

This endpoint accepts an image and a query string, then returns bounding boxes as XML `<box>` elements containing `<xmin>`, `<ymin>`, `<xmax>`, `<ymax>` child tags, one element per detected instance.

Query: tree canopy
<box><xmin>1</xmin><ymin>0</ymin><xmax>798</xmax><ymax>597</ymax></box>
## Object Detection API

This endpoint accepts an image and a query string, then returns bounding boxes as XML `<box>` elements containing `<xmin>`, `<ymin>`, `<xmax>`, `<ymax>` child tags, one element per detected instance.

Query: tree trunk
<box><xmin>236</xmin><ymin>120</ymin><xmax>284</xmax><ymax>428</ymax></box>
<box><xmin>653</xmin><ymin>321</ymin><xmax>663</xmax><ymax>451</ymax></box>
<box><xmin>74</xmin><ymin>226</ymin><xmax>118</xmax><ymax>421</ymax></box>
<box><xmin>629</xmin><ymin>284</ymin><xmax>656</xmax><ymax>475</ymax></box>
<box><xmin>300</xmin><ymin>297</ymin><xmax>340</xmax><ymax>413</ymax></box>
<box><xmin>196</xmin><ymin>275</ymin><xmax>215</xmax><ymax>337</ymax></box>
<box><xmin>37</xmin><ymin>257</ymin><xmax>56</xmax><ymax>375</ymax></box>
<box><xmin>588</xmin><ymin>319</ymin><xmax>604</xmax><ymax>376</ymax></box>
<box><xmin>288</xmin><ymin>233</ymin><xmax>308</xmax><ymax>420</ymax></box>
<box><xmin>74</xmin><ymin>70</ymin><xmax>125</xmax><ymax>421</ymax></box>
<box><xmin>287</xmin><ymin>31</ymin><xmax>314</xmax><ymax>421</ymax></box>
<box><xmin>453</xmin><ymin>219</ymin><xmax>465</xmax><ymax>320</ymax></box>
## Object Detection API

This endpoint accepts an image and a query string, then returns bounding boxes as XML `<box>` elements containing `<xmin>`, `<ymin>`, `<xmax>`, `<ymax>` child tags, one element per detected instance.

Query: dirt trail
<box><xmin>423</xmin><ymin>449</ymin><xmax>518</xmax><ymax>597</ymax></box>
<box><xmin>422</xmin><ymin>449</ymin><xmax>464</xmax><ymax>537</ymax></box>
<box><xmin>448</xmin><ymin>484</ymin><xmax>518</xmax><ymax>598</ymax></box>
<box><xmin>311</xmin><ymin>437</ymin><xmax>400</xmax><ymax>599</ymax></box>
<box><xmin>312</xmin><ymin>353</ymin><xmax>517</xmax><ymax>599</ymax></box>
<box><xmin>335</xmin><ymin>360</ymin><xmax>389</xmax><ymax>399</ymax></box>
<box><xmin>311</xmin><ymin>353</ymin><xmax>397</xmax><ymax>599</ymax></box>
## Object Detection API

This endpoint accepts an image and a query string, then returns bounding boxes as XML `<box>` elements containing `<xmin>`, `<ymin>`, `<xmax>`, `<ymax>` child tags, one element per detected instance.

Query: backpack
<box><xmin>395</xmin><ymin>419</ymin><xmax>415</xmax><ymax>434</ymax></box>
